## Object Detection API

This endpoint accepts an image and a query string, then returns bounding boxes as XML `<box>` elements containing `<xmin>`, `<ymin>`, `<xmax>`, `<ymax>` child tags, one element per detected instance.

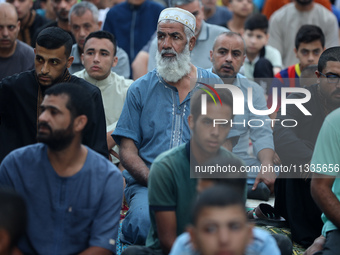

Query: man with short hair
<box><xmin>210</xmin><ymin>32</ymin><xmax>276</xmax><ymax>201</ymax></box>
<box><xmin>0</xmin><ymin>27</ymin><xmax>108</xmax><ymax>162</ymax></box>
<box><xmin>113</xmin><ymin>7</ymin><xmax>220</xmax><ymax>245</ymax></box>
<box><xmin>0</xmin><ymin>3</ymin><xmax>35</xmax><ymax>80</ymax></box>
<box><xmin>268</xmin><ymin>0</ymin><xmax>338</xmax><ymax>68</ymax></box>
<box><xmin>273</xmin><ymin>47</ymin><xmax>340</xmax><ymax>247</ymax></box>
<box><xmin>69</xmin><ymin>1</ymin><xmax>130</xmax><ymax>78</ymax></box>
<box><xmin>267</xmin><ymin>24</ymin><xmax>325</xmax><ymax>115</ymax></box>
<box><xmin>6</xmin><ymin>0</ymin><xmax>46</xmax><ymax>47</ymax></box>
<box><xmin>74</xmin><ymin>30</ymin><xmax>133</xmax><ymax>163</ymax></box>
<box><xmin>147</xmin><ymin>0</ymin><xmax>229</xmax><ymax>71</ymax></box>
<box><xmin>0</xmin><ymin>83</ymin><xmax>123</xmax><ymax>254</ymax></box>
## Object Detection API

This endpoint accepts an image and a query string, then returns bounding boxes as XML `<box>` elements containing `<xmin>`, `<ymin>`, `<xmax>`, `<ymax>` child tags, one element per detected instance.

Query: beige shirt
<box><xmin>74</xmin><ymin>69</ymin><xmax>133</xmax><ymax>162</ymax></box>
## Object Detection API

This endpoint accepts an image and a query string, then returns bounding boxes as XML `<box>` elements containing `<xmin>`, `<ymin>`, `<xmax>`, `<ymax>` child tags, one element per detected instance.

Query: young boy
<box><xmin>241</xmin><ymin>13</ymin><xmax>282</xmax><ymax>92</ymax></box>
<box><xmin>170</xmin><ymin>185</ymin><xmax>282</xmax><ymax>255</ymax></box>
<box><xmin>267</xmin><ymin>24</ymin><xmax>325</xmax><ymax>117</ymax></box>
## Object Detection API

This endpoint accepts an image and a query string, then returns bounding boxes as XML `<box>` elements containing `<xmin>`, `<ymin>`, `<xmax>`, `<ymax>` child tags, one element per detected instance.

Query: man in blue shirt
<box><xmin>209</xmin><ymin>31</ymin><xmax>276</xmax><ymax>201</ymax></box>
<box><xmin>113</xmin><ymin>7</ymin><xmax>221</xmax><ymax>245</ymax></box>
<box><xmin>0</xmin><ymin>83</ymin><xmax>123</xmax><ymax>255</ymax></box>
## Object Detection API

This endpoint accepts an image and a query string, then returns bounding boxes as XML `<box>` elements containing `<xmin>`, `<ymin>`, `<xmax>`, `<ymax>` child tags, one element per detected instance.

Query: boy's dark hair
<box><xmin>44</xmin><ymin>83</ymin><xmax>94</xmax><ymax>132</ymax></box>
<box><xmin>295</xmin><ymin>25</ymin><xmax>325</xmax><ymax>50</ymax></box>
<box><xmin>191</xmin><ymin>185</ymin><xmax>245</xmax><ymax>225</ymax></box>
<box><xmin>191</xmin><ymin>87</ymin><xmax>234</xmax><ymax>122</ymax></box>
<box><xmin>244</xmin><ymin>13</ymin><xmax>268</xmax><ymax>33</ymax></box>
<box><xmin>0</xmin><ymin>187</ymin><xmax>27</xmax><ymax>249</ymax></box>
<box><xmin>36</xmin><ymin>27</ymin><xmax>73</xmax><ymax>58</ymax></box>
<box><xmin>318</xmin><ymin>46</ymin><xmax>340</xmax><ymax>72</ymax></box>
<box><xmin>84</xmin><ymin>31</ymin><xmax>117</xmax><ymax>56</ymax></box>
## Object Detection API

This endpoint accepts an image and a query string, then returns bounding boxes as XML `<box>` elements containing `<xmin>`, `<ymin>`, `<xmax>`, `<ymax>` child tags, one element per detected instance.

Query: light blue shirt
<box><xmin>169</xmin><ymin>228</ymin><xmax>280</xmax><ymax>255</ymax></box>
<box><xmin>113</xmin><ymin>67</ymin><xmax>221</xmax><ymax>168</ymax></box>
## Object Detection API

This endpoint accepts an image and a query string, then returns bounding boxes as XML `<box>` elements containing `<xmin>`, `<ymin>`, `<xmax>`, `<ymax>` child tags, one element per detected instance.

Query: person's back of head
<box><xmin>188</xmin><ymin>185</ymin><xmax>252</xmax><ymax>255</ymax></box>
<box><xmin>0</xmin><ymin>188</ymin><xmax>27</xmax><ymax>255</ymax></box>
<box><xmin>36</xmin><ymin>27</ymin><xmax>73</xmax><ymax>58</ymax></box>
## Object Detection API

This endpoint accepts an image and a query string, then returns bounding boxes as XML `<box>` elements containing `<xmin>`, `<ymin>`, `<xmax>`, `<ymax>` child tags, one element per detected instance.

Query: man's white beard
<box><xmin>156</xmin><ymin>43</ymin><xmax>191</xmax><ymax>83</ymax></box>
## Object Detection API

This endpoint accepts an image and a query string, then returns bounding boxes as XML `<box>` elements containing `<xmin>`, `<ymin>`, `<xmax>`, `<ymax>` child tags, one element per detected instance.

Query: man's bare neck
<box><xmin>47</xmin><ymin>142</ymin><xmax>88</xmax><ymax>177</ymax></box>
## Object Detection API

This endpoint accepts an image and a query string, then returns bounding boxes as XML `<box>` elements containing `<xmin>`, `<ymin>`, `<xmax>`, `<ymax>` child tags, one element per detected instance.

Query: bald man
<box><xmin>0</xmin><ymin>2</ymin><xmax>35</xmax><ymax>80</ymax></box>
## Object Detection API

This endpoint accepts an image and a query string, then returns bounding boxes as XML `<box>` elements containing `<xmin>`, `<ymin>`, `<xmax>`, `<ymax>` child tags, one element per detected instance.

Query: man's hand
<box><xmin>253</xmin><ymin>148</ymin><xmax>276</xmax><ymax>193</ymax></box>
<box><xmin>253</xmin><ymin>168</ymin><xmax>276</xmax><ymax>193</ymax></box>
<box><xmin>273</xmin><ymin>152</ymin><xmax>281</xmax><ymax>165</ymax></box>
<box><xmin>303</xmin><ymin>235</ymin><xmax>325</xmax><ymax>255</ymax></box>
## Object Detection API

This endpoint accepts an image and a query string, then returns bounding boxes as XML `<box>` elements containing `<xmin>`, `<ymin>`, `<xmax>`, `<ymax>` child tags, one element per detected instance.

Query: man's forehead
<box><xmin>35</xmin><ymin>45</ymin><xmax>67</xmax><ymax>59</ymax></box>
<box><xmin>84</xmin><ymin>38</ymin><xmax>114</xmax><ymax>52</ymax></box>
<box><xmin>157</xmin><ymin>21</ymin><xmax>185</xmax><ymax>33</ymax></box>
<box><xmin>42</xmin><ymin>94</ymin><xmax>69</xmax><ymax>106</ymax></box>
<box><xmin>214</xmin><ymin>35</ymin><xmax>244</xmax><ymax>51</ymax></box>
<box><xmin>70</xmin><ymin>10</ymin><xmax>95</xmax><ymax>24</ymax></box>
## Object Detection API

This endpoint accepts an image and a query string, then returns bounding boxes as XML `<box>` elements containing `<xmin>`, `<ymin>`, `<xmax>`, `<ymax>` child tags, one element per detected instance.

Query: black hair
<box><xmin>244</xmin><ymin>13</ymin><xmax>268</xmax><ymax>33</ymax></box>
<box><xmin>191</xmin><ymin>185</ymin><xmax>245</xmax><ymax>225</ymax></box>
<box><xmin>318</xmin><ymin>46</ymin><xmax>340</xmax><ymax>72</ymax></box>
<box><xmin>295</xmin><ymin>24</ymin><xmax>325</xmax><ymax>50</ymax></box>
<box><xmin>0</xmin><ymin>187</ymin><xmax>27</xmax><ymax>249</ymax></box>
<box><xmin>84</xmin><ymin>31</ymin><xmax>117</xmax><ymax>56</ymax></box>
<box><xmin>44</xmin><ymin>83</ymin><xmax>94</xmax><ymax>132</ymax></box>
<box><xmin>191</xmin><ymin>87</ymin><xmax>234</xmax><ymax>122</ymax></box>
<box><xmin>36</xmin><ymin>27</ymin><xmax>73</xmax><ymax>58</ymax></box>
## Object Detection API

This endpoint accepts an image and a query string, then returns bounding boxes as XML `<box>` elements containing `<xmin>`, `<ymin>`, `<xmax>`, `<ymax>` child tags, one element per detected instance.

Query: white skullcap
<box><xmin>158</xmin><ymin>7</ymin><xmax>196</xmax><ymax>33</ymax></box>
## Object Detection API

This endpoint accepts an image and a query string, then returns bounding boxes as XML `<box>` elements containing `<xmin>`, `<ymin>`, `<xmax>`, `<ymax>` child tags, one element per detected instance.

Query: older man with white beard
<box><xmin>112</xmin><ymin>8</ymin><xmax>221</xmax><ymax>247</ymax></box>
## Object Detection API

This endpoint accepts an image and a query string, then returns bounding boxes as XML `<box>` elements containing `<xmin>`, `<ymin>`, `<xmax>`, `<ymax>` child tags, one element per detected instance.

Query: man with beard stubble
<box><xmin>112</xmin><ymin>7</ymin><xmax>221</xmax><ymax>246</ymax></box>
<box><xmin>0</xmin><ymin>27</ymin><xmax>108</xmax><ymax>163</ymax></box>
<box><xmin>0</xmin><ymin>83</ymin><xmax>123</xmax><ymax>255</ymax></box>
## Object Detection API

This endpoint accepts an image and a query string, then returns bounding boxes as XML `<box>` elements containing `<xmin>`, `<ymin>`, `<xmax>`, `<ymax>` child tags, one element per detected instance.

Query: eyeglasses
<box><xmin>319</xmin><ymin>72</ymin><xmax>340</xmax><ymax>84</ymax></box>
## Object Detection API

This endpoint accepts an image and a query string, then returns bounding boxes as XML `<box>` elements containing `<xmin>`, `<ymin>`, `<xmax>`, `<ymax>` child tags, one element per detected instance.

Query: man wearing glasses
<box><xmin>273</xmin><ymin>46</ymin><xmax>340</xmax><ymax>248</ymax></box>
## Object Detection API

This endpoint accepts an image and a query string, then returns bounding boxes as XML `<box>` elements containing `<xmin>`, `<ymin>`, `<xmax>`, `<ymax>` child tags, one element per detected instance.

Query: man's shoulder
<box><xmin>16</xmin><ymin>40</ymin><xmax>34</xmax><ymax>53</ymax></box>
<box><xmin>152</xmin><ymin>143</ymin><xmax>187</xmax><ymax>166</ymax></box>
<box><xmin>197</xmin><ymin>67</ymin><xmax>221</xmax><ymax>80</ymax></box>
<box><xmin>69</xmin><ymin>75</ymin><xmax>101</xmax><ymax>94</ymax></box>
<box><xmin>236</xmin><ymin>73</ymin><xmax>261</xmax><ymax>89</ymax></box>
<box><xmin>129</xmin><ymin>69</ymin><xmax>158</xmax><ymax>90</ymax></box>
<box><xmin>2</xmin><ymin>144</ymin><xmax>46</xmax><ymax>166</ymax></box>
<box><xmin>109</xmin><ymin>72</ymin><xmax>134</xmax><ymax>86</ymax></box>
<box><xmin>205</xmin><ymin>22</ymin><xmax>229</xmax><ymax>34</ymax></box>
<box><xmin>1</xmin><ymin>70</ymin><xmax>35</xmax><ymax>87</ymax></box>
<box><xmin>86</xmin><ymin>147</ymin><xmax>120</xmax><ymax>174</ymax></box>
